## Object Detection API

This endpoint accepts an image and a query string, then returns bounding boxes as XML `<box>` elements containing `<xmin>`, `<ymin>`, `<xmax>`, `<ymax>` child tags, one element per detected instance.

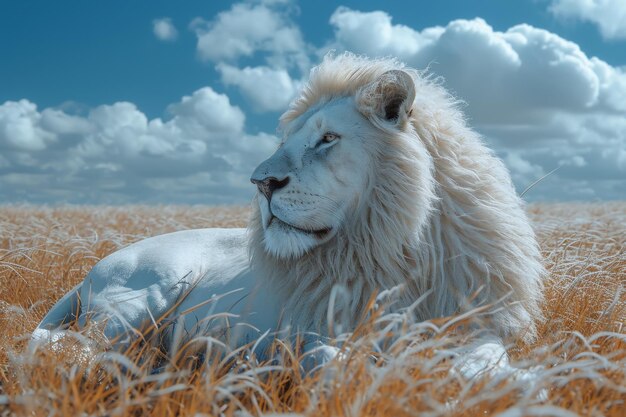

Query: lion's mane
<box><xmin>249</xmin><ymin>53</ymin><xmax>544</xmax><ymax>342</ymax></box>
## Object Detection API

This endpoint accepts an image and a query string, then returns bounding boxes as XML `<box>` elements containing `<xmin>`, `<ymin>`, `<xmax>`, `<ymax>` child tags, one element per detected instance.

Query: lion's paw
<box><xmin>299</xmin><ymin>340</ymin><xmax>341</xmax><ymax>374</ymax></box>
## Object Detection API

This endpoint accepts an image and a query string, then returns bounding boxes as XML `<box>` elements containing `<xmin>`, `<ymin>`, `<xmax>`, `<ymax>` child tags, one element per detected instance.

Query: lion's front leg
<box><xmin>453</xmin><ymin>338</ymin><xmax>511</xmax><ymax>379</ymax></box>
<box><xmin>452</xmin><ymin>337</ymin><xmax>546</xmax><ymax>398</ymax></box>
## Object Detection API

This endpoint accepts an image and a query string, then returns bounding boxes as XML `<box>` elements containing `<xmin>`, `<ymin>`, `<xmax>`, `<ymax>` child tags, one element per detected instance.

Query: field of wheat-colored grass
<box><xmin>0</xmin><ymin>203</ymin><xmax>624</xmax><ymax>417</ymax></box>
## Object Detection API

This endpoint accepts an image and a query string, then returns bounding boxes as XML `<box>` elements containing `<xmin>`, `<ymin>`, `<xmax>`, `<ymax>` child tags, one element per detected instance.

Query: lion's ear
<box><xmin>357</xmin><ymin>69</ymin><xmax>416</xmax><ymax>127</ymax></box>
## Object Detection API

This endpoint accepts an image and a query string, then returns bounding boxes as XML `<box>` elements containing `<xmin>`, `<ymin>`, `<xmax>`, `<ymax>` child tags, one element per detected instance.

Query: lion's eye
<box><xmin>320</xmin><ymin>132</ymin><xmax>340</xmax><ymax>144</ymax></box>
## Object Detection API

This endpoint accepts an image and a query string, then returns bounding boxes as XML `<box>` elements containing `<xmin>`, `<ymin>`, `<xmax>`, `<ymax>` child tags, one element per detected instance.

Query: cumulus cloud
<box><xmin>167</xmin><ymin>87</ymin><xmax>246</xmax><ymax>133</ymax></box>
<box><xmin>548</xmin><ymin>0</ymin><xmax>626</xmax><ymax>40</ymax></box>
<box><xmin>326</xmin><ymin>8</ymin><xmax>626</xmax><ymax>200</ymax></box>
<box><xmin>0</xmin><ymin>89</ymin><xmax>277</xmax><ymax>204</ymax></box>
<box><xmin>188</xmin><ymin>0</ymin><xmax>307</xmax><ymax>113</ymax></box>
<box><xmin>4</xmin><ymin>2</ymin><xmax>625</xmax><ymax>203</ymax></box>
<box><xmin>184</xmin><ymin>0</ymin><xmax>307</xmax><ymax>114</ymax></box>
<box><xmin>0</xmin><ymin>100</ymin><xmax>56</xmax><ymax>151</ymax></box>
<box><xmin>152</xmin><ymin>17</ymin><xmax>178</xmax><ymax>41</ymax></box>
<box><xmin>327</xmin><ymin>10</ymin><xmax>615</xmax><ymax>120</ymax></box>
<box><xmin>328</xmin><ymin>7</ymin><xmax>443</xmax><ymax>60</ymax></box>
<box><xmin>190</xmin><ymin>1</ymin><xmax>305</xmax><ymax>66</ymax></box>
<box><xmin>217</xmin><ymin>64</ymin><xmax>300</xmax><ymax>112</ymax></box>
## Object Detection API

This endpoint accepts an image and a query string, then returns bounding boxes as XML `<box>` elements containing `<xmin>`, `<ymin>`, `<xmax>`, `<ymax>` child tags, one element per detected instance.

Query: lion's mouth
<box><xmin>269</xmin><ymin>216</ymin><xmax>332</xmax><ymax>238</ymax></box>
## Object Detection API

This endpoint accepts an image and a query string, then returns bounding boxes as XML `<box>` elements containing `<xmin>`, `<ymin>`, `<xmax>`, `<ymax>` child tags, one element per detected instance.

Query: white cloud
<box><xmin>326</xmin><ymin>9</ymin><xmax>626</xmax><ymax>200</ymax></box>
<box><xmin>3</xmin><ymin>3</ymin><xmax>625</xmax><ymax>203</ymax></box>
<box><xmin>167</xmin><ymin>87</ymin><xmax>246</xmax><ymax>133</ymax></box>
<box><xmin>0</xmin><ymin>89</ymin><xmax>277</xmax><ymax>204</ymax></box>
<box><xmin>190</xmin><ymin>1</ymin><xmax>305</xmax><ymax>66</ymax></box>
<box><xmin>327</xmin><ymin>11</ymin><xmax>611</xmax><ymax>119</ymax></box>
<box><xmin>188</xmin><ymin>1</ymin><xmax>307</xmax><ymax>113</ymax></box>
<box><xmin>153</xmin><ymin>18</ymin><xmax>178</xmax><ymax>41</ymax></box>
<box><xmin>40</xmin><ymin>108</ymin><xmax>92</xmax><ymax>136</ymax></box>
<box><xmin>505</xmin><ymin>152</ymin><xmax>545</xmax><ymax>187</ymax></box>
<box><xmin>548</xmin><ymin>0</ymin><xmax>626</xmax><ymax>40</ymax></box>
<box><xmin>217</xmin><ymin>64</ymin><xmax>300</xmax><ymax>112</ymax></box>
<box><xmin>328</xmin><ymin>7</ymin><xmax>443</xmax><ymax>60</ymax></box>
<box><xmin>0</xmin><ymin>100</ymin><xmax>56</xmax><ymax>151</ymax></box>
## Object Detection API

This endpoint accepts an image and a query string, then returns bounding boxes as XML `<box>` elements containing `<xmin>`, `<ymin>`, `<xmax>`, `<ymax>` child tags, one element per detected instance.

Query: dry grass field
<box><xmin>0</xmin><ymin>203</ymin><xmax>624</xmax><ymax>416</ymax></box>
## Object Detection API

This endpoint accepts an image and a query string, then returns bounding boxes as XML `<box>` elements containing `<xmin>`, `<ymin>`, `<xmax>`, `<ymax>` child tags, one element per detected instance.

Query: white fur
<box><xmin>250</xmin><ymin>54</ymin><xmax>544</xmax><ymax>341</ymax></box>
<box><xmin>34</xmin><ymin>54</ymin><xmax>545</xmax><ymax>375</ymax></box>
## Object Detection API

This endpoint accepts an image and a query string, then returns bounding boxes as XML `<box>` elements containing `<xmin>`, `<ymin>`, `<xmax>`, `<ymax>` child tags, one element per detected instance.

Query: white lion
<box><xmin>33</xmin><ymin>54</ymin><xmax>544</xmax><ymax>376</ymax></box>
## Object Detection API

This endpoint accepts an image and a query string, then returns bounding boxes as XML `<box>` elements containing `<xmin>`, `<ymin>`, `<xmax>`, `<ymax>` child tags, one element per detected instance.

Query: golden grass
<box><xmin>0</xmin><ymin>203</ymin><xmax>624</xmax><ymax>416</ymax></box>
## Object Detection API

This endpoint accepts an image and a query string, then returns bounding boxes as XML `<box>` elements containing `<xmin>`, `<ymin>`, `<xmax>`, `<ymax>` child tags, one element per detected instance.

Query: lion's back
<box><xmin>79</xmin><ymin>228</ymin><xmax>251</xmax><ymax>333</ymax></box>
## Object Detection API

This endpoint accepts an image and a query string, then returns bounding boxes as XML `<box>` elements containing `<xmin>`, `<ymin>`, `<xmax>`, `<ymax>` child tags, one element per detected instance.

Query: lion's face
<box><xmin>251</xmin><ymin>69</ymin><xmax>419</xmax><ymax>259</ymax></box>
<box><xmin>251</xmin><ymin>98</ymin><xmax>374</xmax><ymax>258</ymax></box>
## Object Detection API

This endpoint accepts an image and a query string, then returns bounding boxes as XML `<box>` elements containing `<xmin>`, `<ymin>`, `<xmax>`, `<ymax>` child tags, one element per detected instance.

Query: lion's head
<box><xmin>249</xmin><ymin>53</ymin><xmax>544</xmax><ymax>341</ymax></box>
<box><xmin>251</xmin><ymin>65</ymin><xmax>434</xmax><ymax>259</ymax></box>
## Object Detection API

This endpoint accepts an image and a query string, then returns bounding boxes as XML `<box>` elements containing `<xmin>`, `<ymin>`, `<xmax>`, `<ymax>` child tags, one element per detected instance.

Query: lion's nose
<box><xmin>250</xmin><ymin>176</ymin><xmax>290</xmax><ymax>202</ymax></box>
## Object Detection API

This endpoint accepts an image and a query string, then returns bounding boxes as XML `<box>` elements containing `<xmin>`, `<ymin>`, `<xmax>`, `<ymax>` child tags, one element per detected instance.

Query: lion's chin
<box><xmin>263</xmin><ymin>217</ymin><xmax>333</xmax><ymax>259</ymax></box>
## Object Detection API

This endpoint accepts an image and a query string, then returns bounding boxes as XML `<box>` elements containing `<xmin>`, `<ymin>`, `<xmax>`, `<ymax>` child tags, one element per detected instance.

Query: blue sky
<box><xmin>1</xmin><ymin>0</ymin><xmax>625</xmax><ymax>204</ymax></box>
